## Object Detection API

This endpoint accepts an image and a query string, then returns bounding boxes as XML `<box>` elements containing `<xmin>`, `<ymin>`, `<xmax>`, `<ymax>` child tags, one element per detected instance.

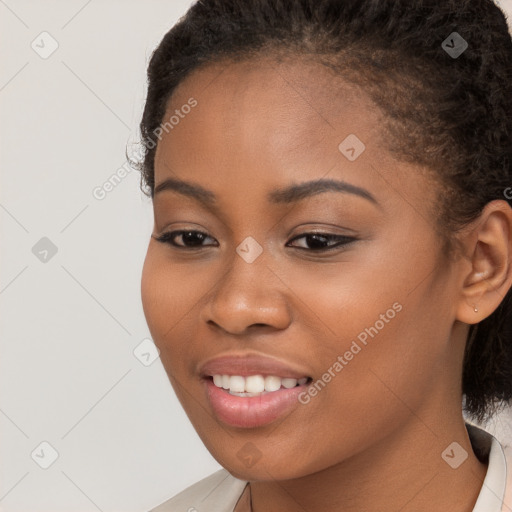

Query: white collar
<box><xmin>466</xmin><ymin>422</ymin><xmax>508</xmax><ymax>512</ymax></box>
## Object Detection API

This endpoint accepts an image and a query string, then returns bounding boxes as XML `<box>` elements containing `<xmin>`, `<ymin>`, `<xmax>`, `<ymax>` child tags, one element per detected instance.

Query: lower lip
<box><xmin>204</xmin><ymin>378</ymin><xmax>308</xmax><ymax>428</ymax></box>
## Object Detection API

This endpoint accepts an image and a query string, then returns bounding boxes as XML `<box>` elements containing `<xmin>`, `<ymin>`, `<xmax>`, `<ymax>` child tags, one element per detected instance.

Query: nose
<box><xmin>200</xmin><ymin>249</ymin><xmax>292</xmax><ymax>336</ymax></box>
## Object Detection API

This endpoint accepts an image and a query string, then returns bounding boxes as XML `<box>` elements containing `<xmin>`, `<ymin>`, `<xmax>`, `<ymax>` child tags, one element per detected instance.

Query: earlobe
<box><xmin>456</xmin><ymin>199</ymin><xmax>512</xmax><ymax>325</ymax></box>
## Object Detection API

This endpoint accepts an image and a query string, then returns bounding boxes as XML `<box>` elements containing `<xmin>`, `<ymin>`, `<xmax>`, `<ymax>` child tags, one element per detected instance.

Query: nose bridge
<box><xmin>202</xmin><ymin>240</ymin><xmax>291</xmax><ymax>333</ymax></box>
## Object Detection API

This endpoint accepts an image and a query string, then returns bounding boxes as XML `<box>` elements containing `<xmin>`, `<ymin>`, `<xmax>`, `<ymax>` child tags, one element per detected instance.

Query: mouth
<box><xmin>202</xmin><ymin>372</ymin><xmax>313</xmax><ymax>428</ymax></box>
<box><xmin>199</xmin><ymin>353</ymin><xmax>314</xmax><ymax>428</ymax></box>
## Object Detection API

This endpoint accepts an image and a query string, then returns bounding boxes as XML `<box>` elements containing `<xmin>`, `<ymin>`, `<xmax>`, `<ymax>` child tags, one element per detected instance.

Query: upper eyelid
<box><xmin>158</xmin><ymin>229</ymin><xmax>353</xmax><ymax>238</ymax></box>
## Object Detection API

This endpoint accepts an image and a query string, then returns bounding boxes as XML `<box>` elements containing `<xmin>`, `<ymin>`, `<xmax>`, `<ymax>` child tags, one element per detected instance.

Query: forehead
<box><xmin>153</xmin><ymin>56</ymin><xmax>438</xmax><ymax>222</ymax></box>
<box><xmin>156</xmin><ymin>57</ymin><xmax>384</xmax><ymax>172</ymax></box>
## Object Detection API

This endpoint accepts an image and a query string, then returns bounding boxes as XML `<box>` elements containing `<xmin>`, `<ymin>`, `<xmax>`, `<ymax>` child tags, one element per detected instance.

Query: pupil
<box><xmin>184</xmin><ymin>232</ymin><xmax>203</xmax><ymax>245</ymax></box>
<box><xmin>308</xmin><ymin>234</ymin><xmax>327</xmax><ymax>249</ymax></box>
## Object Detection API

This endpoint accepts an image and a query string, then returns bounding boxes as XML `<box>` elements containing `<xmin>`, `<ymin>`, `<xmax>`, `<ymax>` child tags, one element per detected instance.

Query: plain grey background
<box><xmin>1</xmin><ymin>1</ymin><xmax>512</xmax><ymax>511</ymax></box>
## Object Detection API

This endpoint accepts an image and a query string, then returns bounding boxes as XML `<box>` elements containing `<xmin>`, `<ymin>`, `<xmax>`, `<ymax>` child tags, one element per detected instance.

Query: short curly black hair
<box><xmin>135</xmin><ymin>0</ymin><xmax>512</xmax><ymax>423</ymax></box>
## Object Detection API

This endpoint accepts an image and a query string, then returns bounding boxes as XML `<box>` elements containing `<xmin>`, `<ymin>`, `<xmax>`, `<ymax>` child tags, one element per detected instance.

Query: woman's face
<box><xmin>141</xmin><ymin>57</ymin><xmax>468</xmax><ymax>480</ymax></box>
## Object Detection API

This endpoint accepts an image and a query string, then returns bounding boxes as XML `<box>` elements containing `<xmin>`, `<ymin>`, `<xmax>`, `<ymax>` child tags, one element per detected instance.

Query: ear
<box><xmin>456</xmin><ymin>199</ymin><xmax>512</xmax><ymax>325</ymax></box>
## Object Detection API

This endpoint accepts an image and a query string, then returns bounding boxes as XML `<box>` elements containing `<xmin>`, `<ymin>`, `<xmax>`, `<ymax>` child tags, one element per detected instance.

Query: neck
<box><xmin>249</xmin><ymin>413</ymin><xmax>488</xmax><ymax>512</ymax></box>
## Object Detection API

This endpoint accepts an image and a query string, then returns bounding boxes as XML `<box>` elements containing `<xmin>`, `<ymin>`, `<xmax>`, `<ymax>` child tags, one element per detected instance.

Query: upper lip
<box><xmin>199</xmin><ymin>353</ymin><xmax>311</xmax><ymax>379</ymax></box>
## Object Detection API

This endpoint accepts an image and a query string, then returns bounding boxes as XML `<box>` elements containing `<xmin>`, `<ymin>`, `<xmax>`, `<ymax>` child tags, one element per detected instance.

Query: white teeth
<box><xmin>264</xmin><ymin>375</ymin><xmax>282</xmax><ymax>392</ymax></box>
<box><xmin>282</xmin><ymin>378</ymin><xmax>298</xmax><ymax>389</ymax></box>
<box><xmin>211</xmin><ymin>374</ymin><xmax>308</xmax><ymax>395</ymax></box>
<box><xmin>229</xmin><ymin>375</ymin><xmax>246</xmax><ymax>393</ymax></box>
<box><xmin>245</xmin><ymin>375</ymin><xmax>265</xmax><ymax>393</ymax></box>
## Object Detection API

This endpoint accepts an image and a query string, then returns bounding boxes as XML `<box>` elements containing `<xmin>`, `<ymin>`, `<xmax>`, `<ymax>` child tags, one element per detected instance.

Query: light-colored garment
<box><xmin>148</xmin><ymin>423</ymin><xmax>512</xmax><ymax>512</ymax></box>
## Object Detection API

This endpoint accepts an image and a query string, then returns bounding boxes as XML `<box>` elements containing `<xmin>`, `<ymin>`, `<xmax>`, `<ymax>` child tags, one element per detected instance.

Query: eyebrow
<box><xmin>153</xmin><ymin>177</ymin><xmax>379</xmax><ymax>208</ymax></box>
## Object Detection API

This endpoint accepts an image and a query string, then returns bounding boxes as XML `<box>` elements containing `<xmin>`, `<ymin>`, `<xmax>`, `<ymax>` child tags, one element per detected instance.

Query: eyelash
<box><xmin>153</xmin><ymin>230</ymin><xmax>357</xmax><ymax>252</ymax></box>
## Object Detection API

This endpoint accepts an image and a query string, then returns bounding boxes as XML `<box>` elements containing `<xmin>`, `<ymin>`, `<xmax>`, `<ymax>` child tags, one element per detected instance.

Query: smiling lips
<box><xmin>200</xmin><ymin>354</ymin><xmax>312</xmax><ymax>428</ymax></box>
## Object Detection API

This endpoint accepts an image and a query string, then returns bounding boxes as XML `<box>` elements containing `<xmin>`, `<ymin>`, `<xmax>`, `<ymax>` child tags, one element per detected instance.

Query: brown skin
<box><xmin>140</xmin><ymin>56</ymin><xmax>512</xmax><ymax>512</ymax></box>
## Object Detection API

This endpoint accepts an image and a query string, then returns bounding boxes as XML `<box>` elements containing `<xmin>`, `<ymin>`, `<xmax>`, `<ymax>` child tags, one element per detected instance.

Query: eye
<box><xmin>153</xmin><ymin>230</ymin><xmax>218</xmax><ymax>249</ymax></box>
<box><xmin>286</xmin><ymin>232</ymin><xmax>356</xmax><ymax>251</ymax></box>
<box><xmin>153</xmin><ymin>230</ymin><xmax>357</xmax><ymax>252</ymax></box>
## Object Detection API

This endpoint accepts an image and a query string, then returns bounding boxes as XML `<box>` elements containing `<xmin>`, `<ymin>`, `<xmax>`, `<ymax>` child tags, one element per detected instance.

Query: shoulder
<box><xmin>148</xmin><ymin>468</ymin><xmax>248</xmax><ymax>512</ymax></box>
<box><xmin>503</xmin><ymin>444</ymin><xmax>512</xmax><ymax>511</ymax></box>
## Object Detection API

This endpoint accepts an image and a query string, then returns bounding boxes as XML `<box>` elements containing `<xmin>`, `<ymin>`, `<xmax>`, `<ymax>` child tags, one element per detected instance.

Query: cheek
<box><xmin>285</xmin><ymin>244</ymin><xmax>449</xmax><ymax>437</ymax></box>
<box><xmin>140</xmin><ymin>248</ymin><xmax>168</xmax><ymax>332</ymax></box>
<box><xmin>141</xmin><ymin>246</ymin><xmax>202</xmax><ymax>335</ymax></box>
<box><xmin>282</xmin><ymin>305</ymin><xmax>446</xmax><ymax>478</ymax></box>
<box><xmin>140</xmin><ymin>245</ymin><xmax>217</xmax><ymax>379</ymax></box>
<box><xmin>141</xmin><ymin>247</ymin><xmax>193</xmax><ymax>370</ymax></box>
<box><xmin>278</xmin><ymin>248</ymin><xmax>406</xmax><ymax>356</ymax></box>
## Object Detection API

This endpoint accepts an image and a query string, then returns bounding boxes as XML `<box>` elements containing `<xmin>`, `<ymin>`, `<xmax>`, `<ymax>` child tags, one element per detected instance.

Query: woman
<box><xmin>137</xmin><ymin>0</ymin><xmax>512</xmax><ymax>510</ymax></box>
